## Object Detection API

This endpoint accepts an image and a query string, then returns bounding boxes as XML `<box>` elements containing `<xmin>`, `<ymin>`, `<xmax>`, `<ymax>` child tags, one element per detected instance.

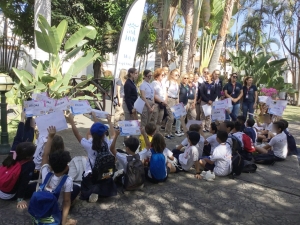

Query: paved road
<box><xmin>0</xmin><ymin>114</ymin><xmax>299</xmax><ymax>225</ymax></box>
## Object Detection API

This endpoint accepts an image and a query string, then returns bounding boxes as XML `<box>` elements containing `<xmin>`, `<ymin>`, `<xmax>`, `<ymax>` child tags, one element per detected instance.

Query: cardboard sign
<box><xmin>118</xmin><ymin>120</ymin><xmax>140</xmax><ymax>136</ymax></box>
<box><xmin>55</xmin><ymin>97</ymin><xmax>70</xmax><ymax>111</ymax></box>
<box><xmin>71</xmin><ymin>100</ymin><xmax>92</xmax><ymax>115</ymax></box>
<box><xmin>24</xmin><ymin>100</ymin><xmax>46</xmax><ymax>117</ymax></box>
<box><xmin>211</xmin><ymin>108</ymin><xmax>226</xmax><ymax>121</ymax></box>
<box><xmin>171</xmin><ymin>103</ymin><xmax>187</xmax><ymax>119</ymax></box>
<box><xmin>92</xmin><ymin>109</ymin><xmax>109</xmax><ymax>119</ymax></box>
<box><xmin>212</xmin><ymin>98</ymin><xmax>232</xmax><ymax>109</ymax></box>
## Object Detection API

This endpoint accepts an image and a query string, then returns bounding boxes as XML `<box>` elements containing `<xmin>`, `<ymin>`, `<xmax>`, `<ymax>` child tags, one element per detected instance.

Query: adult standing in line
<box><xmin>212</xmin><ymin>69</ymin><xmax>223</xmax><ymax>100</ymax></box>
<box><xmin>242</xmin><ymin>76</ymin><xmax>258</xmax><ymax>119</ymax></box>
<box><xmin>140</xmin><ymin>70</ymin><xmax>157</xmax><ymax>127</ymax></box>
<box><xmin>176</xmin><ymin>74</ymin><xmax>190</xmax><ymax>135</ymax></box>
<box><xmin>152</xmin><ymin>68</ymin><xmax>169</xmax><ymax>135</ymax></box>
<box><xmin>199</xmin><ymin>73</ymin><xmax>217</xmax><ymax>132</ymax></box>
<box><xmin>223</xmin><ymin>73</ymin><xmax>243</xmax><ymax>121</ymax></box>
<box><xmin>123</xmin><ymin>68</ymin><xmax>138</xmax><ymax>120</ymax></box>
<box><xmin>114</xmin><ymin>69</ymin><xmax>127</xmax><ymax>126</ymax></box>
<box><xmin>186</xmin><ymin>73</ymin><xmax>197</xmax><ymax>121</ymax></box>
<box><xmin>166</xmin><ymin>69</ymin><xmax>181</xmax><ymax>137</ymax></box>
<box><xmin>194</xmin><ymin>72</ymin><xmax>202</xmax><ymax>120</ymax></box>
<box><xmin>199</xmin><ymin>67</ymin><xmax>209</xmax><ymax>83</ymax></box>
<box><xmin>196</xmin><ymin>67</ymin><xmax>208</xmax><ymax>119</ymax></box>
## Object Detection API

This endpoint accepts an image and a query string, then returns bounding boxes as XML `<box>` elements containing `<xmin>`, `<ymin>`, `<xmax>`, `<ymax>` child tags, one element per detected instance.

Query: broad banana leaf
<box><xmin>56</xmin><ymin>20</ymin><xmax>68</xmax><ymax>47</ymax></box>
<box><xmin>64</xmin><ymin>26</ymin><xmax>97</xmax><ymax>50</ymax></box>
<box><xmin>35</xmin><ymin>30</ymin><xmax>56</xmax><ymax>54</ymax></box>
<box><xmin>12</xmin><ymin>68</ymin><xmax>32</xmax><ymax>86</ymax></box>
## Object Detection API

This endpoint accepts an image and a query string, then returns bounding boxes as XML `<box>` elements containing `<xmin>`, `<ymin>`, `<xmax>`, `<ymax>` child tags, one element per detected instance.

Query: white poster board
<box><xmin>70</xmin><ymin>100</ymin><xmax>92</xmax><ymax>115</ymax></box>
<box><xmin>171</xmin><ymin>103</ymin><xmax>187</xmax><ymax>119</ymax></box>
<box><xmin>24</xmin><ymin>100</ymin><xmax>46</xmax><ymax>117</ymax></box>
<box><xmin>134</xmin><ymin>97</ymin><xmax>145</xmax><ymax>114</ymax></box>
<box><xmin>202</xmin><ymin>104</ymin><xmax>212</xmax><ymax>116</ymax></box>
<box><xmin>118</xmin><ymin>120</ymin><xmax>140</xmax><ymax>136</ymax></box>
<box><xmin>211</xmin><ymin>108</ymin><xmax>226</xmax><ymax>121</ymax></box>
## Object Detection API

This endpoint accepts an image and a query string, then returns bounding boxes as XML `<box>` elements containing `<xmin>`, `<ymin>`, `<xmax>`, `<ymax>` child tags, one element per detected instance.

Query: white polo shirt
<box><xmin>140</xmin><ymin>80</ymin><xmax>154</xmax><ymax>100</ymax></box>
<box><xmin>166</xmin><ymin>81</ymin><xmax>179</xmax><ymax>98</ymax></box>
<box><xmin>152</xmin><ymin>80</ymin><xmax>166</xmax><ymax>101</ymax></box>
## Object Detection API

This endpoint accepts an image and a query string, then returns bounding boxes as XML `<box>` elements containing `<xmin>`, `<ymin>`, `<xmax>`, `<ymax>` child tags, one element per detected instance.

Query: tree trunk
<box><xmin>154</xmin><ymin>1</ymin><xmax>163</xmax><ymax>69</ymax></box>
<box><xmin>93</xmin><ymin>59</ymin><xmax>101</xmax><ymax>79</ymax></box>
<box><xmin>34</xmin><ymin>0</ymin><xmax>51</xmax><ymax>61</ymax></box>
<box><xmin>187</xmin><ymin>0</ymin><xmax>202</xmax><ymax>72</ymax></box>
<box><xmin>208</xmin><ymin>0</ymin><xmax>235</xmax><ymax>72</ymax></box>
<box><xmin>180</xmin><ymin>0</ymin><xmax>194</xmax><ymax>74</ymax></box>
<box><xmin>297</xmin><ymin>58</ymin><xmax>300</xmax><ymax>106</ymax></box>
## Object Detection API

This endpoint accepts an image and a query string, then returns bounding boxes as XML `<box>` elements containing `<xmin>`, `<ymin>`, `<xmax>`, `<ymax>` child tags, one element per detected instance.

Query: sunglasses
<box><xmin>204</xmin><ymin>71</ymin><xmax>209</xmax><ymax>73</ymax></box>
<box><xmin>232</xmin><ymin>76</ymin><xmax>238</xmax><ymax>78</ymax></box>
<box><xmin>183</xmin><ymin>77</ymin><xmax>189</xmax><ymax>79</ymax></box>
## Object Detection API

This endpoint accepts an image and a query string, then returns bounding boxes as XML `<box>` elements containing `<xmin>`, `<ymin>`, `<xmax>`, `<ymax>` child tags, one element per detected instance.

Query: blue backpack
<box><xmin>28</xmin><ymin>172</ymin><xmax>68</xmax><ymax>225</ymax></box>
<box><xmin>149</xmin><ymin>149</ymin><xmax>166</xmax><ymax>180</ymax></box>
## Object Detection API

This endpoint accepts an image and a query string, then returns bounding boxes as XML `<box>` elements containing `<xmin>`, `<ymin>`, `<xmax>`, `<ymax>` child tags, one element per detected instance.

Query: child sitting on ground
<box><xmin>176</xmin><ymin>116</ymin><xmax>205</xmax><ymax>157</ymax></box>
<box><xmin>280</xmin><ymin>119</ymin><xmax>297</xmax><ymax>155</ymax></box>
<box><xmin>196</xmin><ymin>131</ymin><xmax>232</xmax><ymax>181</ymax></box>
<box><xmin>0</xmin><ymin>142</ymin><xmax>36</xmax><ymax>208</ymax></box>
<box><xmin>244</xmin><ymin>118</ymin><xmax>257</xmax><ymax>144</ymax></box>
<box><xmin>255</xmin><ymin>113</ymin><xmax>274</xmax><ymax>141</ymax></box>
<box><xmin>139</xmin><ymin>123</ymin><xmax>156</xmax><ymax>151</ymax></box>
<box><xmin>32</xmin><ymin>126</ymin><xmax>78</xmax><ymax>225</ymax></box>
<box><xmin>172</xmin><ymin>131</ymin><xmax>201</xmax><ymax>173</ymax></box>
<box><xmin>204</xmin><ymin>122</ymin><xmax>218</xmax><ymax>155</ymax></box>
<box><xmin>255</xmin><ymin>121</ymin><xmax>288</xmax><ymax>161</ymax></box>
<box><xmin>68</xmin><ymin>112</ymin><xmax>117</xmax><ymax>203</ymax></box>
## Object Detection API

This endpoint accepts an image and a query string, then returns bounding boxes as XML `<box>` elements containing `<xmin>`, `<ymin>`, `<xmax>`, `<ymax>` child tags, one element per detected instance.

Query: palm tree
<box><xmin>34</xmin><ymin>0</ymin><xmax>51</xmax><ymax>61</ymax></box>
<box><xmin>180</xmin><ymin>0</ymin><xmax>194</xmax><ymax>74</ymax></box>
<box><xmin>208</xmin><ymin>0</ymin><xmax>235</xmax><ymax>72</ymax></box>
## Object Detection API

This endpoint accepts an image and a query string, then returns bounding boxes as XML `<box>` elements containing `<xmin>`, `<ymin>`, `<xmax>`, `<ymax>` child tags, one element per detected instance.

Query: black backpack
<box><xmin>229</xmin><ymin>135</ymin><xmax>253</xmax><ymax>161</ymax></box>
<box><xmin>230</xmin><ymin>153</ymin><xmax>244</xmax><ymax>178</ymax></box>
<box><xmin>242</xmin><ymin>160</ymin><xmax>257</xmax><ymax>173</ymax></box>
<box><xmin>124</xmin><ymin>154</ymin><xmax>145</xmax><ymax>191</ymax></box>
<box><xmin>90</xmin><ymin>141</ymin><xmax>116</xmax><ymax>183</ymax></box>
<box><xmin>254</xmin><ymin>154</ymin><xmax>275</xmax><ymax>165</ymax></box>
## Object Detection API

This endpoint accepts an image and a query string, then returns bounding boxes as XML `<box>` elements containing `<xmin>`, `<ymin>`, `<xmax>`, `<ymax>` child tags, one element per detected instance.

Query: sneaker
<box><xmin>170</xmin><ymin>134</ymin><xmax>175</xmax><ymax>138</ymax></box>
<box><xmin>204</xmin><ymin>171</ymin><xmax>215</xmax><ymax>181</ymax></box>
<box><xmin>175</xmin><ymin>131</ymin><xmax>184</xmax><ymax>137</ymax></box>
<box><xmin>165</xmin><ymin>135</ymin><xmax>172</xmax><ymax>139</ymax></box>
<box><xmin>113</xmin><ymin>169</ymin><xmax>124</xmax><ymax>180</ymax></box>
<box><xmin>200</xmin><ymin>171</ymin><xmax>207</xmax><ymax>177</ymax></box>
<box><xmin>89</xmin><ymin>193</ymin><xmax>98</xmax><ymax>203</ymax></box>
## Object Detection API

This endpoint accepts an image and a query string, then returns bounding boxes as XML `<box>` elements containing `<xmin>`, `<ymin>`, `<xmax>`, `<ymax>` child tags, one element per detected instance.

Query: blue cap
<box><xmin>90</xmin><ymin>122</ymin><xmax>109</xmax><ymax>136</ymax></box>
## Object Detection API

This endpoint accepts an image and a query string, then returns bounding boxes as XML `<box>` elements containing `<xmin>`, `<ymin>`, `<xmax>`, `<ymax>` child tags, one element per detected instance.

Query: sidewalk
<box><xmin>0</xmin><ymin>115</ymin><xmax>299</xmax><ymax>225</ymax></box>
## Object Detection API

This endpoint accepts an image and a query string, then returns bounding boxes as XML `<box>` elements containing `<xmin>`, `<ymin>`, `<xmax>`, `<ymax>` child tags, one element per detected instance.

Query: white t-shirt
<box><xmin>198</xmin><ymin>76</ymin><xmax>205</xmax><ymax>83</ymax></box>
<box><xmin>140</xmin><ymin>80</ymin><xmax>154</xmax><ymax>100</ymax></box>
<box><xmin>81</xmin><ymin>137</ymin><xmax>113</xmax><ymax>177</ymax></box>
<box><xmin>269</xmin><ymin>132</ymin><xmax>288</xmax><ymax>159</ymax></box>
<box><xmin>166</xmin><ymin>81</ymin><xmax>179</xmax><ymax>98</ymax></box>
<box><xmin>210</xmin><ymin>144</ymin><xmax>232</xmax><ymax>176</ymax></box>
<box><xmin>179</xmin><ymin>145</ymin><xmax>199</xmax><ymax>171</ymax></box>
<box><xmin>116</xmin><ymin>151</ymin><xmax>147</xmax><ymax>173</ymax></box>
<box><xmin>181</xmin><ymin>135</ymin><xmax>205</xmax><ymax>157</ymax></box>
<box><xmin>138</xmin><ymin>148</ymin><xmax>171</xmax><ymax>163</ymax></box>
<box><xmin>41</xmin><ymin>164</ymin><xmax>73</xmax><ymax>193</ymax></box>
<box><xmin>152</xmin><ymin>80</ymin><xmax>166</xmax><ymax>101</ymax></box>
<box><xmin>262</xmin><ymin>122</ymin><xmax>273</xmax><ymax>131</ymax></box>
<box><xmin>206</xmin><ymin>134</ymin><xmax>219</xmax><ymax>154</ymax></box>
<box><xmin>33</xmin><ymin>136</ymin><xmax>48</xmax><ymax>170</ymax></box>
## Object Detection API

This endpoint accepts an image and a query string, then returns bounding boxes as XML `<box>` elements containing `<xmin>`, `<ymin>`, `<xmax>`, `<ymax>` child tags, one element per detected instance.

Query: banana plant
<box><xmin>6</xmin><ymin>15</ymin><xmax>100</xmax><ymax>105</ymax></box>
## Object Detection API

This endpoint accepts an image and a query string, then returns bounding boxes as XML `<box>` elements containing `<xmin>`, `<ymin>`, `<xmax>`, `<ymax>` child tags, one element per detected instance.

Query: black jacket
<box><xmin>179</xmin><ymin>83</ymin><xmax>189</xmax><ymax>105</ymax></box>
<box><xmin>199</xmin><ymin>82</ymin><xmax>217</xmax><ymax>103</ymax></box>
<box><xmin>124</xmin><ymin>79</ymin><xmax>138</xmax><ymax>114</ymax></box>
<box><xmin>214</xmin><ymin>79</ymin><xmax>223</xmax><ymax>98</ymax></box>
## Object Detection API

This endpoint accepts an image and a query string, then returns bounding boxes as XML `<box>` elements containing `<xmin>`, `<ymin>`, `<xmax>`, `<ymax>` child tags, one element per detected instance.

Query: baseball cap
<box><xmin>90</xmin><ymin>122</ymin><xmax>109</xmax><ymax>136</ymax></box>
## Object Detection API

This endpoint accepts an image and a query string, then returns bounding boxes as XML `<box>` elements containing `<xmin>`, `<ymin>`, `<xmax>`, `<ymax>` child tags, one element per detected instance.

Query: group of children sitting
<box><xmin>0</xmin><ymin>111</ymin><xmax>297</xmax><ymax>225</ymax></box>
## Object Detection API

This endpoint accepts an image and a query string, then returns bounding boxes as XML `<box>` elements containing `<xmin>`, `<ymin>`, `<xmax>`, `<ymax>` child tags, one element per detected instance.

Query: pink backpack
<box><xmin>0</xmin><ymin>160</ymin><xmax>28</xmax><ymax>192</ymax></box>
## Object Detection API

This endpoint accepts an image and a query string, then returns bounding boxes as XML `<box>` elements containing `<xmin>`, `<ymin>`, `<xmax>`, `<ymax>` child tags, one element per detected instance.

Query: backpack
<box><xmin>68</xmin><ymin>156</ymin><xmax>87</xmax><ymax>182</ymax></box>
<box><xmin>123</xmin><ymin>154</ymin><xmax>145</xmax><ymax>191</ymax></box>
<box><xmin>90</xmin><ymin>141</ymin><xmax>116</xmax><ymax>183</ymax></box>
<box><xmin>244</xmin><ymin>127</ymin><xmax>256</xmax><ymax>143</ymax></box>
<box><xmin>230</xmin><ymin>153</ymin><xmax>244</xmax><ymax>178</ymax></box>
<box><xmin>28</xmin><ymin>173</ymin><xmax>68</xmax><ymax>225</ymax></box>
<box><xmin>284</xmin><ymin>130</ymin><xmax>298</xmax><ymax>155</ymax></box>
<box><xmin>149</xmin><ymin>149</ymin><xmax>166</xmax><ymax>181</ymax></box>
<box><xmin>0</xmin><ymin>160</ymin><xmax>29</xmax><ymax>192</ymax></box>
<box><xmin>228</xmin><ymin>135</ymin><xmax>242</xmax><ymax>154</ymax></box>
<box><xmin>242</xmin><ymin>160</ymin><xmax>257</xmax><ymax>173</ymax></box>
<box><xmin>242</xmin><ymin>133</ymin><xmax>255</xmax><ymax>153</ymax></box>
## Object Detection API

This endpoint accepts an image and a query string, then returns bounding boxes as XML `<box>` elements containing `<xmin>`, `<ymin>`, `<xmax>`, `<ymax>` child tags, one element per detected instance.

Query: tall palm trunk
<box><xmin>154</xmin><ymin>1</ymin><xmax>163</xmax><ymax>69</ymax></box>
<box><xmin>187</xmin><ymin>0</ymin><xmax>203</xmax><ymax>72</ymax></box>
<box><xmin>208</xmin><ymin>0</ymin><xmax>235</xmax><ymax>72</ymax></box>
<box><xmin>180</xmin><ymin>0</ymin><xmax>194</xmax><ymax>74</ymax></box>
<box><xmin>34</xmin><ymin>0</ymin><xmax>51</xmax><ymax>61</ymax></box>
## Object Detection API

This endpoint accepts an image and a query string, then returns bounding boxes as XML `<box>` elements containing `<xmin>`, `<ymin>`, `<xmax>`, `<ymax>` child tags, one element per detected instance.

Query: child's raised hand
<box><xmin>114</xmin><ymin>128</ymin><xmax>120</xmax><ymax>136</ymax></box>
<box><xmin>106</xmin><ymin>114</ymin><xmax>112</xmax><ymax>123</ymax></box>
<box><xmin>47</xmin><ymin>126</ymin><xmax>56</xmax><ymax>138</ymax></box>
<box><xmin>65</xmin><ymin>111</ymin><xmax>74</xmax><ymax>123</ymax></box>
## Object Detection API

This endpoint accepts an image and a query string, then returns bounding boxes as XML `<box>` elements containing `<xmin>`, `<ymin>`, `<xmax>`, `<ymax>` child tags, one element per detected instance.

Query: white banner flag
<box><xmin>114</xmin><ymin>0</ymin><xmax>146</xmax><ymax>78</ymax></box>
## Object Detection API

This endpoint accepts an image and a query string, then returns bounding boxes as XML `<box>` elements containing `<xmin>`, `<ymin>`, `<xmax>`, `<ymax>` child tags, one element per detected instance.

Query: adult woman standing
<box><xmin>176</xmin><ymin>74</ymin><xmax>190</xmax><ymax>135</ymax></box>
<box><xmin>212</xmin><ymin>70</ymin><xmax>223</xmax><ymax>100</ymax></box>
<box><xmin>152</xmin><ymin>68</ymin><xmax>170</xmax><ymax>138</ymax></box>
<box><xmin>140</xmin><ymin>70</ymin><xmax>157</xmax><ymax>127</ymax></box>
<box><xmin>199</xmin><ymin>73</ymin><xmax>217</xmax><ymax>131</ymax></box>
<box><xmin>242</xmin><ymin>76</ymin><xmax>258</xmax><ymax>119</ymax></box>
<box><xmin>194</xmin><ymin>73</ymin><xmax>202</xmax><ymax>120</ymax></box>
<box><xmin>123</xmin><ymin>68</ymin><xmax>138</xmax><ymax>120</ymax></box>
<box><xmin>114</xmin><ymin>69</ymin><xmax>127</xmax><ymax>126</ymax></box>
<box><xmin>223</xmin><ymin>73</ymin><xmax>243</xmax><ymax>121</ymax></box>
<box><xmin>186</xmin><ymin>73</ymin><xmax>197</xmax><ymax>121</ymax></box>
<box><xmin>166</xmin><ymin>69</ymin><xmax>181</xmax><ymax>137</ymax></box>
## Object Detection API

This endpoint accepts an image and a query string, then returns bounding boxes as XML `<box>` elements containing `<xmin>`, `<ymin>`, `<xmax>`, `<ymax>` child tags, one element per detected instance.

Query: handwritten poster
<box><xmin>71</xmin><ymin>100</ymin><xmax>92</xmax><ymax>115</ymax></box>
<box><xmin>118</xmin><ymin>120</ymin><xmax>140</xmax><ymax>136</ymax></box>
<box><xmin>24</xmin><ymin>100</ymin><xmax>46</xmax><ymax>117</ymax></box>
<box><xmin>211</xmin><ymin>108</ymin><xmax>226</xmax><ymax>121</ymax></box>
<box><xmin>55</xmin><ymin>97</ymin><xmax>70</xmax><ymax>111</ymax></box>
<box><xmin>171</xmin><ymin>103</ymin><xmax>187</xmax><ymax>119</ymax></box>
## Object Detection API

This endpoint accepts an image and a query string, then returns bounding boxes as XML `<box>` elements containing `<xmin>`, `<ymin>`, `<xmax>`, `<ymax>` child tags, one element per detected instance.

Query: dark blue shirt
<box><xmin>199</xmin><ymin>82</ymin><xmax>217</xmax><ymax>103</ymax></box>
<box><xmin>124</xmin><ymin>79</ymin><xmax>138</xmax><ymax>114</ymax></box>
<box><xmin>188</xmin><ymin>83</ymin><xmax>197</xmax><ymax>100</ymax></box>
<box><xmin>223</xmin><ymin>82</ymin><xmax>243</xmax><ymax>105</ymax></box>
<box><xmin>243</xmin><ymin>85</ymin><xmax>257</xmax><ymax>103</ymax></box>
<box><xmin>179</xmin><ymin>83</ymin><xmax>189</xmax><ymax>105</ymax></box>
<box><xmin>214</xmin><ymin>79</ymin><xmax>223</xmax><ymax>98</ymax></box>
